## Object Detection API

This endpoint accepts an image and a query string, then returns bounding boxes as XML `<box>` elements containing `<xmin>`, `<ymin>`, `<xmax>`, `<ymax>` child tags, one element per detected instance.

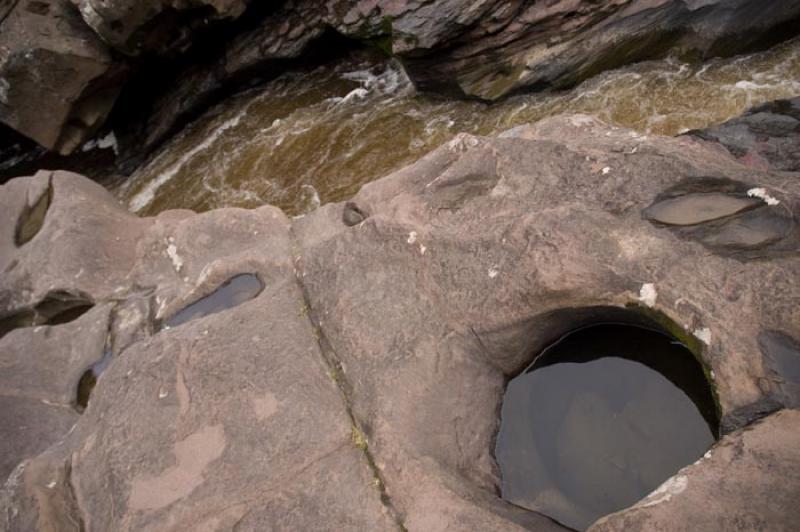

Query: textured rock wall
<box><xmin>0</xmin><ymin>0</ymin><xmax>127</xmax><ymax>154</ymax></box>
<box><xmin>2</xmin><ymin>0</ymin><xmax>800</xmax><ymax>159</ymax></box>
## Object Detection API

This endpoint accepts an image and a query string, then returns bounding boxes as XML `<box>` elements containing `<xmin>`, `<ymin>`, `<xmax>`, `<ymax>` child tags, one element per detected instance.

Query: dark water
<box><xmin>161</xmin><ymin>273</ymin><xmax>263</xmax><ymax>330</ymax></box>
<box><xmin>76</xmin><ymin>348</ymin><xmax>113</xmax><ymax>411</ymax></box>
<box><xmin>0</xmin><ymin>293</ymin><xmax>94</xmax><ymax>340</ymax></box>
<box><xmin>495</xmin><ymin>324</ymin><xmax>718</xmax><ymax>531</ymax></box>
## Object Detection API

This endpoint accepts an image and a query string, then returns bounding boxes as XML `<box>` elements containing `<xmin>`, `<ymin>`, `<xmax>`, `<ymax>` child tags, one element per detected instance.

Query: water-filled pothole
<box><xmin>160</xmin><ymin>273</ymin><xmax>264</xmax><ymax>330</ymax></box>
<box><xmin>495</xmin><ymin>323</ymin><xmax>718</xmax><ymax>531</ymax></box>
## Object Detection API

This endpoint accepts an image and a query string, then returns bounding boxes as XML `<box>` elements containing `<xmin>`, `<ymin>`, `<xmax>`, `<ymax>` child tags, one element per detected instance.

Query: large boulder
<box><xmin>0</xmin><ymin>0</ymin><xmax>127</xmax><ymax>155</ymax></box>
<box><xmin>393</xmin><ymin>0</ymin><xmax>800</xmax><ymax>99</ymax></box>
<box><xmin>2</xmin><ymin>112</ymin><xmax>799</xmax><ymax>530</ymax></box>
<box><xmin>72</xmin><ymin>0</ymin><xmax>251</xmax><ymax>56</ymax></box>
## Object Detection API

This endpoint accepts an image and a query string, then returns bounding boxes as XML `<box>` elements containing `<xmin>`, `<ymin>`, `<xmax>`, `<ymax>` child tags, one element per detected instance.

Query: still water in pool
<box><xmin>495</xmin><ymin>324</ymin><xmax>718</xmax><ymax>530</ymax></box>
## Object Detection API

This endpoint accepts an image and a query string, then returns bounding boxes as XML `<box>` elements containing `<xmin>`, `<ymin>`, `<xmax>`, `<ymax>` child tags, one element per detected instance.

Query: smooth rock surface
<box><xmin>0</xmin><ymin>171</ymin><xmax>399</xmax><ymax>530</ymax></box>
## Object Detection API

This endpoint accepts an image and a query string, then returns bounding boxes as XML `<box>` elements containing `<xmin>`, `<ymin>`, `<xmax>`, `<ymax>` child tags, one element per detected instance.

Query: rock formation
<box><xmin>71</xmin><ymin>0</ymin><xmax>250</xmax><ymax>56</ymax></box>
<box><xmin>3</xmin><ymin>0</ymin><xmax>800</xmax><ymax>160</ymax></box>
<box><xmin>0</xmin><ymin>0</ymin><xmax>127</xmax><ymax>154</ymax></box>
<box><xmin>689</xmin><ymin>96</ymin><xmax>800</xmax><ymax>172</ymax></box>
<box><xmin>2</xmin><ymin>111</ymin><xmax>799</xmax><ymax>530</ymax></box>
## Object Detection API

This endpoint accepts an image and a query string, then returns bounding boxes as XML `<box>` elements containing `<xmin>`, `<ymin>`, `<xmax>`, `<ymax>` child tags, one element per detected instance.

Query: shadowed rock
<box><xmin>72</xmin><ymin>0</ymin><xmax>250</xmax><ymax>56</ymax></box>
<box><xmin>14</xmin><ymin>176</ymin><xmax>52</xmax><ymax>246</ymax></box>
<box><xmin>0</xmin><ymin>291</ymin><xmax>94</xmax><ymax>340</ymax></box>
<box><xmin>690</xmin><ymin>97</ymin><xmax>800</xmax><ymax>172</ymax></box>
<box><xmin>642</xmin><ymin>178</ymin><xmax>796</xmax><ymax>259</ymax></box>
<box><xmin>0</xmin><ymin>0</ymin><xmax>127</xmax><ymax>154</ymax></box>
<box><xmin>644</xmin><ymin>193</ymin><xmax>762</xmax><ymax>226</ymax></box>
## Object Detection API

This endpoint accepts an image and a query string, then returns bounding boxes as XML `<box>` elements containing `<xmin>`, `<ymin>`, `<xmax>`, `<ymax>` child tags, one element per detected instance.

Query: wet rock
<box><xmin>589</xmin><ymin>409</ymin><xmax>800</xmax><ymax>531</ymax></box>
<box><xmin>14</xmin><ymin>175</ymin><xmax>52</xmax><ymax>246</ymax></box>
<box><xmin>641</xmin><ymin>178</ymin><xmax>796</xmax><ymax>259</ymax></box>
<box><xmin>159</xmin><ymin>273</ymin><xmax>263</xmax><ymax>330</ymax></box>
<box><xmin>292</xmin><ymin>114</ymin><xmax>800</xmax><ymax>529</ymax></box>
<box><xmin>0</xmin><ymin>303</ymin><xmax>110</xmax><ymax>481</ymax></box>
<box><xmin>690</xmin><ymin>97</ymin><xmax>800</xmax><ymax>172</ymax></box>
<box><xmin>644</xmin><ymin>193</ymin><xmax>762</xmax><ymax>226</ymax></box>
<box><xmin>397</xmin><ymin>0</ymin><xmax>800</xmax><ymax>99</ymax></box>
<box><xmin>113</xmin><ymin>0</ymin><xmax>800</xmax><ymax>163</ymax></box>
<box><xmin>0</xmin><ymin>0</ymin><xmax>127</xmax><ymax>154</ymax></box>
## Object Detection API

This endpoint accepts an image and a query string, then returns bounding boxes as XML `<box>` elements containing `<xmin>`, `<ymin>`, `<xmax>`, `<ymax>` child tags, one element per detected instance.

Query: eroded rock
<box><xmin>72</xmin><ymin>0</ymin><xmax>250</xmax><ymax>56</ymax></box>
<box><xmin>0</xmin><ymin>0</ymin><xmax>127</xmax><ymax>154</ymax></box>
<box><xmin>690</xmin><ymin>96</ymin><xmax>800</xmax><ymax>172</ymax></box>
<box><xmin>589</xmin><ymin>410</ymin><xmax>800</xmax><ymax>531</ymax></box>
<box><xmin>0</xmin><ymin>303</ymin><xmax>110</xmax><ymax>480</ymax></box>
<box><xmin>1</xmin><ymin>112</ymin><xmax>799</xmax><ymax>529</ymax></box>
<box><xmin>641</xmin><ymin>178</ymin><xmax>796</xmax><ymax>258</ymax></box>
<box><xmin>113</xmin><ymin>0</ymin><xmax>800</xmax><ymax>163</ymax></box>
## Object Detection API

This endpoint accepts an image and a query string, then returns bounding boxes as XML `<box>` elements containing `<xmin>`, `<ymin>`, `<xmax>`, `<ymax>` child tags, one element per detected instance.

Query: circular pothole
<box><xmin>495</xmin><ymin>323</ymin><xmax>719</xmax><ymax>531</ymax></box>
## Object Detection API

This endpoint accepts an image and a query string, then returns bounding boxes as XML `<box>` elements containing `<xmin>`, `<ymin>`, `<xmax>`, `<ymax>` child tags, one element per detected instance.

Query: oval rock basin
<box><xmin>495</xmin><ymin>323</ymin><xmax>718</xmax><ymax>531</ymax></box>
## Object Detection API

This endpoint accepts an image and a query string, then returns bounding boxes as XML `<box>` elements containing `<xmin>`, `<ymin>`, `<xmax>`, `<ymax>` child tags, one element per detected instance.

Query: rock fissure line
<box><xmin>65</xmin><ymin>459</ymin><xmax>88</xmax><ymax>532</ymax></box>
<box><xmin>287</xmin><ymin>231</ymin><xmax>408</xmax><ymax>532</ymax></box>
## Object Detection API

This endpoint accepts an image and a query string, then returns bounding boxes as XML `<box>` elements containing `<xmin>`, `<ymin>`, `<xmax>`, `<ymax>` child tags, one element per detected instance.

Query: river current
<box><xmin>116</xmin><ymin>38</ymin><xmax>800</xmax><ymax>217</ymax></box>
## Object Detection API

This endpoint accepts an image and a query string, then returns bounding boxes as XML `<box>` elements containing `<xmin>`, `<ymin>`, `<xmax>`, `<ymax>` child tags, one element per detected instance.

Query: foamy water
<box><xmin>118</xmin><ymin>38</ymin><xmax>800</xmax><ymax>217</ymax></box>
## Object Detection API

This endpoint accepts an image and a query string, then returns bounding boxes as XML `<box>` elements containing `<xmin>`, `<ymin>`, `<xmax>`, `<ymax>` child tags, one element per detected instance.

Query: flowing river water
<box><xmin>116</xmin><ymin>37</ymin><xmax>800</xmax><ymax>217</ymax></box>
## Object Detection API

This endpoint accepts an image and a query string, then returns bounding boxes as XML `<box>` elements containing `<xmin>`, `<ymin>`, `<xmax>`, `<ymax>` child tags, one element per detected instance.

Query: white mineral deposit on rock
<box><xmin>747</xmin><ymin>187</ymin><xmax>781</xmax><ymax>205</ymax></box>
<box><xmin>638</xmin><ymin>283</ymin><xmax>658</xmax><ymax>308</ymax></box>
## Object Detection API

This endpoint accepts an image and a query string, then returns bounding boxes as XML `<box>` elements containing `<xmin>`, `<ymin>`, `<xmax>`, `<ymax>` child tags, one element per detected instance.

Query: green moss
<box><xmin>468</xmin><ymin>63</ymin><xmax>527</xmax><ymax>101</ymax></box>
<box><xmin>625</xmin><ymin>302</ymin><xmax>723</xmax><ymax>426</ymax></box>
<box><xmin>351</xmin><ymin>425</ymin><xmax>368</xmax><ymax>450</ymax></box>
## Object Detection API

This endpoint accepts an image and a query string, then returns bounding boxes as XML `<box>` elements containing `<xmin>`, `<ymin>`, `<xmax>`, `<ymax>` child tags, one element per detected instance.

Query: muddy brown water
<box><xmin>113</xmin><ymin>38</ymin><xmax>800</xmax><ymax>217</ymax></box>
<box><xmin>495</xmin><ymin>324</ymin><xmax>718</xmax><ymax>531</ymax></box>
